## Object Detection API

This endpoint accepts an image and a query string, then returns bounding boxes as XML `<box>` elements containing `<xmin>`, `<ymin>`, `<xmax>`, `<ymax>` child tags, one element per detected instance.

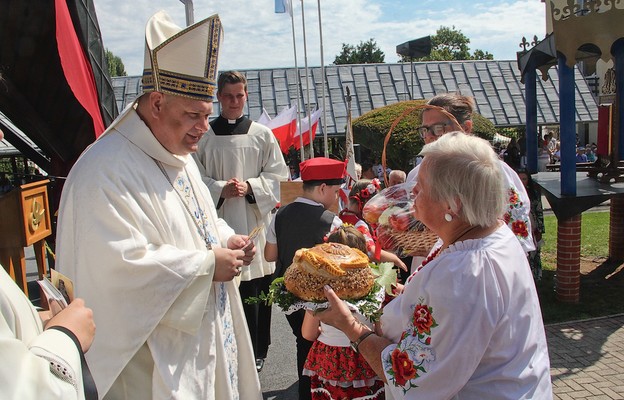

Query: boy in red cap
<box><xmin>265</xmin><ymin>156</ymin><xmax>346</xmax><ymax>400</ymax></box>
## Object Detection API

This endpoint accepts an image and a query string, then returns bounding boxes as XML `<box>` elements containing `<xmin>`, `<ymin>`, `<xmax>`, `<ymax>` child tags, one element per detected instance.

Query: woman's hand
<box><xmin>314</xmin><ymin>285</ymin><xmax>362</xmax><ymax>341</ymax></box>
<box><xmin>318</xmin><ymin>286</ymin><xmax>391</xmax><ymax>382</ymax></box>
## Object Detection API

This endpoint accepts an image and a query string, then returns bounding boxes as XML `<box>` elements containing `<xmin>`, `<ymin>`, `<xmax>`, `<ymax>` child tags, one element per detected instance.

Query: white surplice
<box><xmin>193</xmin><ymin>121</ymin><xmax>289</xmax><ymax>280</ymax></box>
<box><xmin>56</xmin><ymin>105</ymin><xmax>261</xmax><ymax>399</ymax></box>
<box><xmin>0</xmin><ymin>267</ymin><xmax>87</xmax><ymax>400</ymax></box>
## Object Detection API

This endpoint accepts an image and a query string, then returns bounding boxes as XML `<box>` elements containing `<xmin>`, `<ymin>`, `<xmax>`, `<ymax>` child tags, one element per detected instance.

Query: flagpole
<box><xmin>316</xmin><ymin>0</ymin><xmax>328</xmax><ymax>157</ymax></box>
<box><xmin>300</xmin><ymin>0</ymin><xmax>314</xmax><ymax>157</ymax></box>
<box><xmin>345</xmin><ymin>86</ymin><xmax>354</xmax><ymax>172</ymax></box>
<box><xmin>288</xmin><ymin>0</ymin><xmax>305</xmax><ymax>161</ymax></box>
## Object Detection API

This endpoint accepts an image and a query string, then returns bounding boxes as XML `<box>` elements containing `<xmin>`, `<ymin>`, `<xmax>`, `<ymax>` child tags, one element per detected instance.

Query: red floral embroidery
<box><xmin>503</xmin><ymin>213</ymin><xmax>511</xmax><ymax>224</ymax></box>
<box><xmin>504</xmin><ymin>187</ymin><xmax>530</xmax><ymax>239</ymax></box>
<box><xmin>385</xmin><ymin>299</ymin><xmax>438</xmax><ymax>392</ymax></box>
<box><xmin>390</xmin><ymin>348</ymin><xmax>417</xmax><ymax>386</ymax></box>
<box><xmin>412</xmin><ymin>304</ymin><xmax>434</xmax><ymax>335</ymax></box>
<box><xmin>511</xmin><ymin>220</ymin><xmax>528</xmax><ymax>237</ymax></box>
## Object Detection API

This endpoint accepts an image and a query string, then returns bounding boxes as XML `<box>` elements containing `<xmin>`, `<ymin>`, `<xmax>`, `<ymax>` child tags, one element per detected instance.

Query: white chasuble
<box><xmin>56</xmin><ymin>105</ymin><xmax>261</xmax><ymax>399</ymax></box>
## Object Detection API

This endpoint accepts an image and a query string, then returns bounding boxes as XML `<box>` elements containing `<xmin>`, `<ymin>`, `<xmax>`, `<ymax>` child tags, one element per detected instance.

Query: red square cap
<box><xmin>299</xmin><ymin>157</ymin><xmax>347</xmax><ymax>185</ymax></box>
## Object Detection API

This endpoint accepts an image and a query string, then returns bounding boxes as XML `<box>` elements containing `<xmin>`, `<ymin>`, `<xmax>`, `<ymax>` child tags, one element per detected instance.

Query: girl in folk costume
<box><xmin>339</xmin><ymin>179</ymin><xmax>406</xmax><ymax>270</ymax></box>
<box><xmin>302</xmin><ymin>225</ymin><xmax>385</xmax><ymax>400</ymax></box>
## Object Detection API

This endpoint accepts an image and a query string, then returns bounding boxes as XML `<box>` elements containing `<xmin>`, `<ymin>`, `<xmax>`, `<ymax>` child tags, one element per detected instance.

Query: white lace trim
<box><xmin>303</xmin><ymin>368</ymin><xmax>381</xmax><ymax>388</ymax></box>
<box><xmin>310</xmin><ymin>385</ymin><xmax>385</xmax><ymax>400</ymax></box>
<box><xmin>282</xmin><ymin>286</ymin><xmax>385</xmax><ymax>315</ymax></box>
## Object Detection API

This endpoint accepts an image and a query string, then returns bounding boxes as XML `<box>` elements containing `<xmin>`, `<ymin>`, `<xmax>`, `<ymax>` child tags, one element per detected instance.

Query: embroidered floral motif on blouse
<box><xmin>383</xmin><ymin>298</ymin><xmax>438</xmax><ymax>393</ymax></box>
<box><xmin>503</xmin><ymin>187</ymin><xmax>529</xmax><ymax>240</ymax></box>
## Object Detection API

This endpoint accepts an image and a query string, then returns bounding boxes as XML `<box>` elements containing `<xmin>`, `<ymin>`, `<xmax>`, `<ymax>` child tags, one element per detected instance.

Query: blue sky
<box><xmin>94</xmin><ymin>0</ymin><xmax>546</xmax><ymax>76</ymax></box>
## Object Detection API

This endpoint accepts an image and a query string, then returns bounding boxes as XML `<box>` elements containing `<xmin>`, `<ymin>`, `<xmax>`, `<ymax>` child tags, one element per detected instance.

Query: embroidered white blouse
<box><xmin>379</xmin><ymin>224</ymin><xmax>552</xmax><ymax>399</ymax></box>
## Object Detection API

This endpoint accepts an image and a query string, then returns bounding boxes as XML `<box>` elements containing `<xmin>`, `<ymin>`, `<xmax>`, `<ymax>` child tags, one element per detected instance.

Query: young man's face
<box><xmin>319</xmin><ymin>184</ymin><xmax>342</xmax><ymax>209</ymax></box>
<box><xmin>217</xmin><ymin>82</ymin><xmax>247</xmax><ymax>120</ymax></box>
<box><xmin>150</xmin><ymin>93</ymin><xmax>213</xmax><ymax>156</ymax></box>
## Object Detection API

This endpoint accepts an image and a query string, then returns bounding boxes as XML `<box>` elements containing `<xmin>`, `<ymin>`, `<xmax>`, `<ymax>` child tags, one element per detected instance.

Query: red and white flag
<box><xmin>293</xmin><ymin>108</ymin><xmax>322</xmax><ymax>150</ymax></box>
<box><xmin>257</xmin><ymin>105</ymin><xmax>297</xmax><ymax>153</ymax></box>
<box><xmin>257</xmin><ymin>108</ymin><xmax>272</xmax><ymax>126</ymax></box>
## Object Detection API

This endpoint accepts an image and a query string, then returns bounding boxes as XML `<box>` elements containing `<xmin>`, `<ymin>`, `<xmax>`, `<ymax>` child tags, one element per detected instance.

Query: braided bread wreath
<box><xmin>283</xmin><ymin>242</ymin><xmax>376</xmax><ymax>302</ymax></box>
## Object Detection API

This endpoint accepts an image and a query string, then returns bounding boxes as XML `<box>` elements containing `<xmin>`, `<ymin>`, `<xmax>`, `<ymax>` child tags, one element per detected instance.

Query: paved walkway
<box><xmin>547</xmin><ymin>314</ymin><xmax>624</xmax><ymax>399</ymax></box>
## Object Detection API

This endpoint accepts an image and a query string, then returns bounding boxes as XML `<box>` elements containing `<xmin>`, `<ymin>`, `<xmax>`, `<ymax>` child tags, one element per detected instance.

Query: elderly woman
<box><xmin>316</xmin><ymin>133</ymin><xmax>553</xmax><ymax>399</ymax></box>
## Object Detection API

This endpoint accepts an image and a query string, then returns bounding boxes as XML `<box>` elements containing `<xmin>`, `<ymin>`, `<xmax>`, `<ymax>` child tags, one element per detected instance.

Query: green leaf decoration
<box><xmin>371</xmin><ymin>262</ymin><xmax>398</xmax><ymax>295</ymax></box>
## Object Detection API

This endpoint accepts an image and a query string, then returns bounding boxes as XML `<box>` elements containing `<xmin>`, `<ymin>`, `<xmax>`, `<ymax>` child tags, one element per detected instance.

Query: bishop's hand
<box><xmin>213</xmin><ymin>247</ymin><xmax>245</xmax><ymax>281</ymax></box>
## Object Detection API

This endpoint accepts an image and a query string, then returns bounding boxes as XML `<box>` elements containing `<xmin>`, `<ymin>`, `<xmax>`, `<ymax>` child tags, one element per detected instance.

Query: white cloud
<box><xmin>95</xmin><ymin>0</ymin><xmax>547</xmax><ymax>76</ymax></box>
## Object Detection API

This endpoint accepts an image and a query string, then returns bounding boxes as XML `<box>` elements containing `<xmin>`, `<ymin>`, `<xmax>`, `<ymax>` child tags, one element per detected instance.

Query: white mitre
<box><xmin>141</xmin><ymin>10</ymin><xmax>223</xmax><ymax>101</ymax></box>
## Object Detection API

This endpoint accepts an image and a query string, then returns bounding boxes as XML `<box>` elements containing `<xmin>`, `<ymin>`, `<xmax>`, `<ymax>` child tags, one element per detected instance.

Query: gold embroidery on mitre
<box><xmin>142</xmin><ymin>70</ymin><xmax>216</xmax><ymax>99</ymax></box>
<box><xmin>142</xmin><ymin>13</ymin><xmax>222</xmax><ymax>102</ymax></box>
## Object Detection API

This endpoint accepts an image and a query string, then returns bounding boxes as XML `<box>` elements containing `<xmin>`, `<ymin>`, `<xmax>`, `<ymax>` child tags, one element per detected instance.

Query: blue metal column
<box><xmin>558</xmin><ymin>54</ymin><xmax>576</xmax><ymax>196</ymax></box>
<box><xmin>525</xmin><ymin>65</ymin><xmax>538</xmax><ymax>173</ymax></box>
<box><xmin>613</xmin><ymin>39</ymin><xmax>624</xmax><ymax>161</ymax></box>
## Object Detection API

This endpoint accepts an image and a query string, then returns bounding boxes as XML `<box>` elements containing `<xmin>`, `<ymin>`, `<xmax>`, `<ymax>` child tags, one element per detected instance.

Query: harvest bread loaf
<box><xmin>284</xmin><ymin>242</ymin><xmax>375</xmax><ymax>301</ymax></box>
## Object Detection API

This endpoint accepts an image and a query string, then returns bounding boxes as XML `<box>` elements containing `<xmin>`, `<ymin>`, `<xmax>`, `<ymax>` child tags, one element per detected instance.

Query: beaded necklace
<box><xmin>154</xmin><ymin>159</ymin><xmax>213</xmax><ymax>250</ymax></box>
<box><xmin>406</xmin><ymin>247</ymin><xmax>442</xmax><ymax>283</ymax></box>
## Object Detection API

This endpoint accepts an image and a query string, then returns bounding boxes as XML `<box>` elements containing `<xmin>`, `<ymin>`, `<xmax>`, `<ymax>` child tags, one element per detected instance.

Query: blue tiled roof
<box><xmin>112</xmin><ymin>60</ymin><xmax>598</xmax><ymax>137</ymax></box>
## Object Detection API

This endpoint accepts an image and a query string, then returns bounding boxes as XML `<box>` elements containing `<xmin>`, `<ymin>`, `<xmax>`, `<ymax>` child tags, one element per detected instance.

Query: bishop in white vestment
<box><xmin>55</xmin><ymin>11</ymin><xmax>261</xmax><ymax>400</ymax></box>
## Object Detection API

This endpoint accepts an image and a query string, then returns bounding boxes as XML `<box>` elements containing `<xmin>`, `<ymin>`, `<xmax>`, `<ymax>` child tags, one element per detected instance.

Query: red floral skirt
<box><xmin>303</xmin><ymin>341</ymin><xmax>385</xmax><ymax>400</ymax></box>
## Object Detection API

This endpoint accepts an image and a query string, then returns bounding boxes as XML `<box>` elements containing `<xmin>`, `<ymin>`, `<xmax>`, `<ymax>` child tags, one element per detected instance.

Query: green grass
<box><xmin>537</xmin><ymin>211</ymin><xmax>624</xmax><ymax>324</ymax></box>
<box><xmin>542</xmin><ymin>211</ymin><xmax>610</xmax><ymax>257</ymax></box>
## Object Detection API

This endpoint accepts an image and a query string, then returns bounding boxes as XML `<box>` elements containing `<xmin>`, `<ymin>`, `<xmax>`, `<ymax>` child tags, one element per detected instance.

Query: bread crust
<box><xmin>284</xmin><ymin>243</ymin><xmax>375</xmax><ymax>301</ymax></box>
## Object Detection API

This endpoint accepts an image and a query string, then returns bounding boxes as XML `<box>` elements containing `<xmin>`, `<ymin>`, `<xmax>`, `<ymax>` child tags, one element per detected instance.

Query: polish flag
<box><xmin>257</xmin><ymin>105</ymin><xmax>297</xmax><ymax>153</ymax></box>
<box><xmin>293</xmin><ymin>108</ymin><xmax>322</xmax><ymax>150</ymax></box>
<box><xmin>257</xmin><ymin>108</ymin><xmax>271</xmax><ymax>126</ymax></box>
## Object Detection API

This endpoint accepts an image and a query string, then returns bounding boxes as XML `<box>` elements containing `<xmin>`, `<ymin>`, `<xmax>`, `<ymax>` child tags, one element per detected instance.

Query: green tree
<box><xmin>399</xmin><ymin>26</ymin><xmax>493</xmax><ymax>62</ymax></box>
<box><xmin>105</xmin><ymin>49</ymin><xmax>127</xmax><ymax>77</ymax></box>
<box><xmin>472</xmin><ymin>49</ymin><xmax>493</xmax><ymax>60</ymax></box>
<box><xmin>334</xmin><ymin>38</ymin><xmax>385</xmax><ymax>64</ymax></box>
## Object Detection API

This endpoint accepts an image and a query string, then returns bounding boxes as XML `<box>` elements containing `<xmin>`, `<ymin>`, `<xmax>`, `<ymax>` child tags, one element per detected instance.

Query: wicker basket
<box><xmin>387</xmin><ymin>228</ymin><xmax>439</xmax><ymax>258</ymax></box>
<box><xmin>376</xmin><ymin>220</ymin><xmax>439</xmax><ymax>258</ymax></box>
